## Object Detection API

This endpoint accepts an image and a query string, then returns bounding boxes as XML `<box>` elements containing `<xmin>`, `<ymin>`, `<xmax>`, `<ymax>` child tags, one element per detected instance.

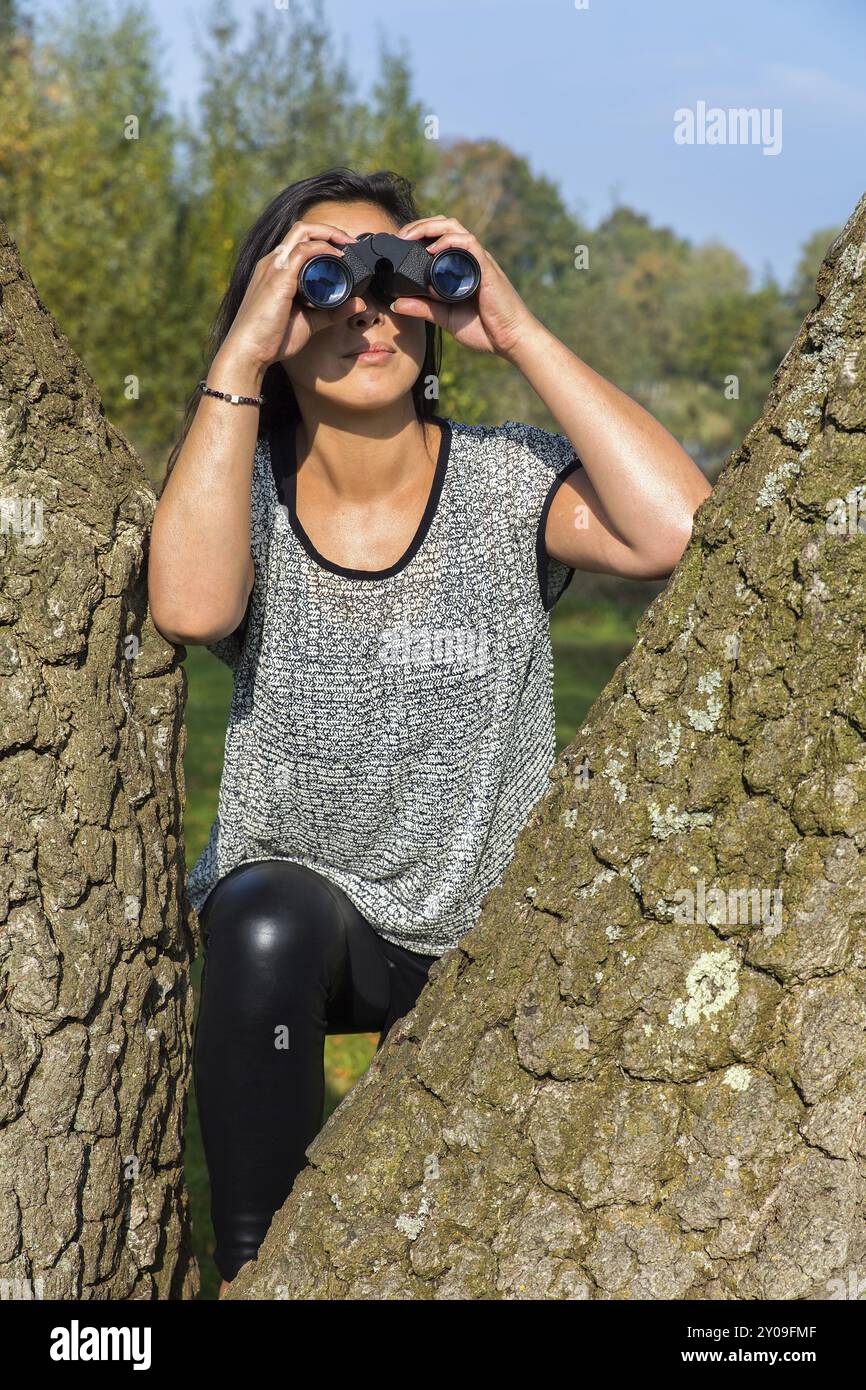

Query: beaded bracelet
<box><xmin>197</xmin><ymin>380</ymin><xmax>265</xmax><ymax>407</ymax></box>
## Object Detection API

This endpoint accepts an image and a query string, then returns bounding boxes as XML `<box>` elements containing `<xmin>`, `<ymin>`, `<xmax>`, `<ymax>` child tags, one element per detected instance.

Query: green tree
<box><xmin>355</xmin><ymin>43</ymin><xmax>437</xmax><ymax>189</ymax></box>
<box><xmin>171</xmin><ymin>1</ymin><xmax>433</xmax><ymax>458</ymax></box>
<box><xmin>0</xmin><ymin>0</ymin><xmax>835</xmax><ymax>492</ymax></box>
<box><xmin>788</xmin><ymin>225</ymin><xmax>842</xmax><ymax>322</ymax></box>
<box><xmin>419</xmin><ymin>137</ymin><xmax>588</xmax><ymax>427</ymax></box>
<box><xmin>0</xmin><ymin>3</ymin><xmax>48</xmax><ymax>247</ymax></box>
<box><xmin>1</xmin><ymin>0</ymin><xmax>181</xmax><ymax>466</ymax></box>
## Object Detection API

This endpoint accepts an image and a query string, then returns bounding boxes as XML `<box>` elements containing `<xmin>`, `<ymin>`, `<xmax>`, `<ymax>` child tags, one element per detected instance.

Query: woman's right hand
<box><xmin>218</xmin><ymin>222</ymin><xmax>365</xmax><ymax>372</ymax></box>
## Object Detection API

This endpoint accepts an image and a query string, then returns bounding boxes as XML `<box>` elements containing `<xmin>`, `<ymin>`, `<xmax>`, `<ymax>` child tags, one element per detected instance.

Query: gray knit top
<box><xmin>184</xmin><ymin>415</ymin><xmax>582</xmax><ymax>956</ymax></box>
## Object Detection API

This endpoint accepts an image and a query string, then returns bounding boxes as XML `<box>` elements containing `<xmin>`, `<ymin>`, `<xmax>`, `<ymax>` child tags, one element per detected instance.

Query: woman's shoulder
<box><xmin>445</xmin><ymin>416</ymin><xmax>581</xmax><ymax>486</ymax></box>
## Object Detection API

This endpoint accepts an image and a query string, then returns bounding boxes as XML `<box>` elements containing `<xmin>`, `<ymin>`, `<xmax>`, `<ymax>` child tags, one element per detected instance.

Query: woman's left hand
<box><xmin>393</xmin><ymin>216</ymin><xmax>538</xmax><ymax>360</ymax></box>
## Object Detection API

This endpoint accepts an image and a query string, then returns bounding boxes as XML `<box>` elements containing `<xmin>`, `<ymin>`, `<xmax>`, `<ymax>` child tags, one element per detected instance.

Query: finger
<box><xmin>398</xmin><ymin>216</ymin><xmax>467</xmax><ymax>238</ymax></box>
<box><xmin>273</xmin><ymin>237</ymin><xmax>347</xmax><ymax>272</ymax></box>
<box><xmin>401</xmin><ymin>217</ymin><xmax>466</xmax><ymax>236</ymax></box>
<box><xmin>390</xmin><ymin>297</ymin><xmax>448</xmax><ymax>326</ymax></box>
<box><xmin>283</xmin><ymin>222</ymin><xmax>359</xmax><ymax>245</ymax></box>
<box><xmin>423</xmin><ymin>231</ymin><xmax>482</xmax><ymax>256</ymax></box>
<box><xmin>272</xmin><ymin>224</ymin><xmax>358</xmax><ymax>261</ymax></box>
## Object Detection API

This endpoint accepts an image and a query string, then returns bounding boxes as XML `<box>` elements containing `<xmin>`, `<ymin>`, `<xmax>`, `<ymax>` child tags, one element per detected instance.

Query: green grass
<box><xmin>550</xmin><ymin>596</ymin><xmax>646</xmax><ymax>752</ymax></box>
<box><xmin>180</xmin><ymin>595</ymin><xmax>646</xmax><ymax>1297</ymax></box>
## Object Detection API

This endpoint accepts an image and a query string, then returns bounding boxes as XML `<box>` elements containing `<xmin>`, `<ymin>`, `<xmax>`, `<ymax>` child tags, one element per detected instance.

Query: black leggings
<box><xmin>192</xmin><ymin>858</ymin><xmax>438</xmax><ymax>1283</ymax></box>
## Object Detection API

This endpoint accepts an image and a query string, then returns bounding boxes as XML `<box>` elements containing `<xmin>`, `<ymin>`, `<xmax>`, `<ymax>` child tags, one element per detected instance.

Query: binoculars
<box><xmin>296</xmin><ymin>231</ymin><xmax>481</xmax><ymax>310</ymax></box>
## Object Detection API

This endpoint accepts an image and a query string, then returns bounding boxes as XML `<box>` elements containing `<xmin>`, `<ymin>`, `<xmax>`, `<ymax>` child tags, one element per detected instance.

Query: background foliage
<box><xmin>0</xmin><ymin>0</ymin><xmax>838</xmax><ymax>484</ymax></box>
<box><xmin>0</xmin><ymin>0</ymin><xmax>843</xmax><ymax>1297</ymax></box>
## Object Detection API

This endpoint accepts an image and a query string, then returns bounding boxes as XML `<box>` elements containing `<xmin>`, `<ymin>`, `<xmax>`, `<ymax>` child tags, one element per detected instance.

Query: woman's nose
<box><xmin>348</xmin><ymin>301</ymin><xmax>386</xmax><ymax>325</ymax></box>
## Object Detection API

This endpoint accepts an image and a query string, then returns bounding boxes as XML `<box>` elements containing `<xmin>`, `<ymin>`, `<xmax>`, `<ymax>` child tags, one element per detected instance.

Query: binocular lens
<box><xmin>300</xmin><ymin>257</ymin><xmax>352</xmax><ymax>308</ymax></box>
<box><xmin>430</xmin><ymin>250</ymin><xmax>480</xmax><ymax>300</ymax></box>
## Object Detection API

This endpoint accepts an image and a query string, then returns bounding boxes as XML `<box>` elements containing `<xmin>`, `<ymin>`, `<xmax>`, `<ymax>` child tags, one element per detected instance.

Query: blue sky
<box><xmin>30</xmin><ymin>0</ymin><xmax>866</xmax><ymax>285</ymax></box>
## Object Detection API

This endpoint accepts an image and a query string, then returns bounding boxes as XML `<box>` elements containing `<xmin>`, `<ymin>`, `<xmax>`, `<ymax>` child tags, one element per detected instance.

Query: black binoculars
<box><xmin>296</xmin><ymin>231</ymin><xmax>481</xmax><ymax>311</ymax></box>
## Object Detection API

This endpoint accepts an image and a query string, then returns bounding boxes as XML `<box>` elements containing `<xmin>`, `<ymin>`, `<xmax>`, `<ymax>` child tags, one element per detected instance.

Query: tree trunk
<box><xmin>227</xmin><ymin>194</ymin><xmax>866</xmax><ymax>1300</ymax></box>
<box><xmin>0</xmin><ymin>220</ymin><xmax>198</xmax><ymax>1299</ymax></box>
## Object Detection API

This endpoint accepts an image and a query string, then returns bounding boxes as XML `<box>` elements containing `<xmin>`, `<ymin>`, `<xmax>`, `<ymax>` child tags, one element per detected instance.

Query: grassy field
<box><xmin>181</xmin><ymin>595</ymin><xmax>647</xmax><ymax>1297</ymax></box>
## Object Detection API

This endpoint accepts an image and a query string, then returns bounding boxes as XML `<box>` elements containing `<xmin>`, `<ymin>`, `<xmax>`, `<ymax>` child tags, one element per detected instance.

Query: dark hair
<box><xmin>161</xmin><ymin>167</ymin><xmax>442</xmax><ymax>489</ymax></box>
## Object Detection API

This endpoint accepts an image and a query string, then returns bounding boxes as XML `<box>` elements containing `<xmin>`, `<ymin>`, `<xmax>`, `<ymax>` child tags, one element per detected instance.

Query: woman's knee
<box><xmin>200</xmin><ymin>859</ymin><xmax>345</xmax><ymax>980</ymax></box>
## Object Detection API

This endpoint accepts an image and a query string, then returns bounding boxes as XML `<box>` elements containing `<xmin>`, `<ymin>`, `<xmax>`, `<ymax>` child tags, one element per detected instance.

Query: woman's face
<box><xmin>280</xmin><ymin>199</ymin><xmax>429</xmax><ymax>415</ymax></box>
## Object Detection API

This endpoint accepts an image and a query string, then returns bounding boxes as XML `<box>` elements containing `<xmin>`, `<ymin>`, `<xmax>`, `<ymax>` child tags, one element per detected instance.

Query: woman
<box><xmin>148</xmin><ymin>167</ymin><xmax>711</xmax><ymax>1295</ymax></box>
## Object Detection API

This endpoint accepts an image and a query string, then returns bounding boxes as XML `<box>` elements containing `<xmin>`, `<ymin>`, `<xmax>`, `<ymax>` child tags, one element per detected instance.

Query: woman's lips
<box><xmin>347</xmin><ymin>346</ymin><xmax>395</xmax><ymax>362</ymax></box>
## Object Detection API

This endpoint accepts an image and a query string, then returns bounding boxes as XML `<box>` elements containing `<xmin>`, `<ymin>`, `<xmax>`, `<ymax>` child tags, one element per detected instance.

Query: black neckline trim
<box><xmin>270</xmin><ymin>415</ymin><xmax>452</xmax><ymax>580</ymax></box>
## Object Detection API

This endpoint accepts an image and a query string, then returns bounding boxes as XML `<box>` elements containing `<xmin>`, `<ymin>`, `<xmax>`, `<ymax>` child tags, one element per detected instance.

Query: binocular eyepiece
<box><xmin>296</xmin><ymin>231</ymin><xmax>481</xmax><ymax>311</ymax></box>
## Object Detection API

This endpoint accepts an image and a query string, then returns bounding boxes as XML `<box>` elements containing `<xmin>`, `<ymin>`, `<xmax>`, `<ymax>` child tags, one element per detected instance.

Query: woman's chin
<box><xmin>340</xmin><ymin>382</ymin><xmax>417</xmax><ymax>411</ymax></box>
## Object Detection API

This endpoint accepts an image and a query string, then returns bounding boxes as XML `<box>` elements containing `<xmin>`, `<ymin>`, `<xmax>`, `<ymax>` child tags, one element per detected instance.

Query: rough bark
<box><xmin>228</xmin><ymin>194</ymin><xmax>866</xmax><ymax>1300</ymax></box>
<box><xmin>0</xmin><ymin>220</ymin><xmax>198</xmax><ymax>1299</ymax></box>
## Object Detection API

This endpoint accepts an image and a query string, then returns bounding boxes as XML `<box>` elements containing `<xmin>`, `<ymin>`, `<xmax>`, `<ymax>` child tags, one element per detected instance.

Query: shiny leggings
<box><xmin>192</xmin><ymin>858</ymin><xmax>438</xmax><ymax>1282</ymax></box>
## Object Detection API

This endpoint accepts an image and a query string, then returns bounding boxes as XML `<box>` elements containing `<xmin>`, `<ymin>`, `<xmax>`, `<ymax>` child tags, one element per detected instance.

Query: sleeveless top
<box><xmin>184</xmin><ymin>414</ymin><xmax>583</xmax><ymax>957</ymax></box>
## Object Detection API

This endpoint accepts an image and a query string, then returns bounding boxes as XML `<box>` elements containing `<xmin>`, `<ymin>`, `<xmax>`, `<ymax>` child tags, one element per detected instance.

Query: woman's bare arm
<box><xmin>507</xmin><ymin>321</ymin><xmax>712</xmax><ymax>578</ymax></box>
<box><xmin>148</xmin><ymin>221</ymin><xmax>364</xmax><ymax>646</ymax></box>
<box><xmin>148</xmin><ymin>345</ymin><xmax>263</xmax><ymax>646</ymax></box>
<box><xmin>389</xmin><ymin>215</ymin><xmax>711</xmax><ymax>580</ymax></box>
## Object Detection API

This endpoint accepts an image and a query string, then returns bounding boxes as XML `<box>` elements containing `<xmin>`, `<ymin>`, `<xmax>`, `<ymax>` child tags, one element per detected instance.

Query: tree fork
<box><xmin>1</xmin><ymin>187</ymin><xmax>864</xmax><ymax>1301</ymax></box>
